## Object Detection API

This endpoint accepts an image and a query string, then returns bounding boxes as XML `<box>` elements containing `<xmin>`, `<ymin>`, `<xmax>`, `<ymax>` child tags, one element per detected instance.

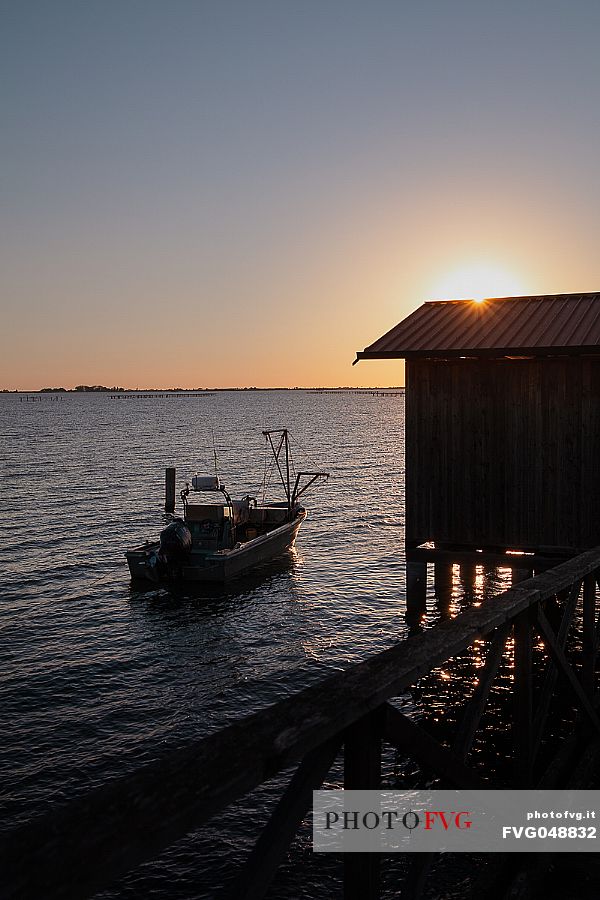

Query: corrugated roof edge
<box><xmin>422</xmin><ymin>292</ymin><xmax>595</xmax><ymax>305</ymax></box>
<box><xmin>353</xmin><ymin>292</ymin><xmax>600</xmax><ymax>363</ymax></box>
<box><xmin>354</xmin><ymin>346</ymin><xmax>600</xmax><ymax>363</ymax></box>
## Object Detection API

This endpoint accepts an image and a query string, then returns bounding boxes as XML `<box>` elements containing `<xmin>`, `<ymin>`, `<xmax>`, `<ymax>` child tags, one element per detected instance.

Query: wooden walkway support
<box><xmin>343</xmin><ymin>711</ymin><xmax>382</xmax><ymax>900</ymax></box>
<box><xmin>3</xmin><ymin>548</ymin><xmax>600</xmax><ymax>900</ymax></box>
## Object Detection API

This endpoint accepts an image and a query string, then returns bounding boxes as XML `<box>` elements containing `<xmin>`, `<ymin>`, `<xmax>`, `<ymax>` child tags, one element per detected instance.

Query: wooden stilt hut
<box><xmin>355</xmin><ymin>293</ymin><xmax>600</xmax><ymax>571</ymax></box>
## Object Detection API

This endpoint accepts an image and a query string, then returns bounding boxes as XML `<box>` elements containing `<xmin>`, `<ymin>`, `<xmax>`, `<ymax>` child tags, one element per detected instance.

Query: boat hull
<box><xmin>126</xmin><ymin>512</ymin><xmax>304</xmax><ymax>583</ymax></box>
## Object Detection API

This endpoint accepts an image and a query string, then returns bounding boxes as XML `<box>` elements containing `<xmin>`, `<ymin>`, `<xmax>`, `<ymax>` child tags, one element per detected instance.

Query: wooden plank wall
<box><xmin>405</xmin><ymin>357</ymin><xmax>600</xmax><ymax>550</ymax></box>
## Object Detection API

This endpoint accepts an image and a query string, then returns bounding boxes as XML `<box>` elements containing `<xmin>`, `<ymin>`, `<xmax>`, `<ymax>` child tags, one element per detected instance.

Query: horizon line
<box><xmin>1</xmin><ymin>385</ymin><xmax>406</xmax><ymax>394</ymax></box>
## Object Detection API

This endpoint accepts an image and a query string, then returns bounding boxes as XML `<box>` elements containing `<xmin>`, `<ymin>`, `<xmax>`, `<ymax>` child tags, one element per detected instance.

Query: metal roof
<box><xmin>354</xmin><ymin>293</ymin><xmax>600</xmax><ymax>361</ymax></box>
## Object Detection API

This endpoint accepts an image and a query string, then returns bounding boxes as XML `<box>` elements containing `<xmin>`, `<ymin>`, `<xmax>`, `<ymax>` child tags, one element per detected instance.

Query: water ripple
<box><xmin>0</xmin><ymin>391</ymin><xmax>408</xmax><ymax>891</ymax></box>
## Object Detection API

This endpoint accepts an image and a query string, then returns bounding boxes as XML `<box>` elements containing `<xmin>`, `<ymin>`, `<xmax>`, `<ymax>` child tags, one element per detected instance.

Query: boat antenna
<box><xmin>261</xmin><ymin>434</ymin><xmax>269</xmax><ymax>506</ymax></box>
<box><xmin>211</xmin><ymin>428</ymin><xmax>219</xmax><ymax>480</ymax></box>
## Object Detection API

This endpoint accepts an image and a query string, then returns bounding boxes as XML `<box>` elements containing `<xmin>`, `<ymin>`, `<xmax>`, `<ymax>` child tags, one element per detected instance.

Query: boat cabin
<box><xmin>184</xmin><ymin>499</ymin><xmax>290</xmax><ymax>551</ymax></box>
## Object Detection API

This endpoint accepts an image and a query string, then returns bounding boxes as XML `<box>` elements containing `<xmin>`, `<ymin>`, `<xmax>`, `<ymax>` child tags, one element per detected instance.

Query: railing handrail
<box><xmin>4</xmin><ymin>545</ymin><xmax>600</xmax><ymax>900</ymax></box>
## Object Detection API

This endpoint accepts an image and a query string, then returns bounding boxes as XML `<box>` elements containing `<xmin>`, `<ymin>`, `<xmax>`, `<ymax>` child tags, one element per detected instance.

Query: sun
<box><xmin>428</xmin><ymin>261</ymin><xmax>527</xmax><ymax>303</ymax></box>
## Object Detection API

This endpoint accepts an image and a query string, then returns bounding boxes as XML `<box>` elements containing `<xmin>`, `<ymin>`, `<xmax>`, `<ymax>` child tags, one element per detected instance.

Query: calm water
<box><xmin>1</xmin><ymin>391</ymin><xmax>521</xmax><ymax>898</ymax></box>
<box><xmin>0</xmin><ymin>392</ymin><xmax>407</xmax><ymax>890</ymax></box>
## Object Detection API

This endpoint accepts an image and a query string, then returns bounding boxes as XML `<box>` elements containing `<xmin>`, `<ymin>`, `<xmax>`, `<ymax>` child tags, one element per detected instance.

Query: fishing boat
<box><xmin>125</xmin><ymin>429</ymin><xmax>328</xmax><ymax>583</ymax></box>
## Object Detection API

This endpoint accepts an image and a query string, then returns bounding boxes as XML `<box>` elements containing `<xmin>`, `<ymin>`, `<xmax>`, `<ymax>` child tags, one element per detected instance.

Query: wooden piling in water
<box><xmin>433</xmin><ymin>562</ymin><xmax>453</xmax><ymax>618</ymax></box>
<box><xmin>405</xmin><ymin>560</ymin><xmax>427</xmax><ymax>628</ymax></box>
<box><xmin>165</xmin><ymin>467</ymin><xmax>176</xmax><ymax>513</ymax></box>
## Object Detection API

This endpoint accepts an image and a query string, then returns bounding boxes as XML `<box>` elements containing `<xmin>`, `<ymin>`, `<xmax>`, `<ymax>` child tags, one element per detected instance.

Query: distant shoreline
<box><xmin>1</xmin><ymin>386</ymin><xmax>405</xmax><ymax>394</ymax></box>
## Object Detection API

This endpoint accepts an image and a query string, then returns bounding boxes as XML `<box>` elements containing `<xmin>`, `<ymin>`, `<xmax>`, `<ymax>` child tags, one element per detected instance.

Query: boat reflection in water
<box><xmin>128</xmin><ymin>547</ymin><xmax>302</xmax><ymax>606</ymax></box>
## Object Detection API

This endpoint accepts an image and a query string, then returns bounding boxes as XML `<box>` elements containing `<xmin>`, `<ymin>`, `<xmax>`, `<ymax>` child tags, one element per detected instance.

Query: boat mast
<box><xmin>263</xmin><ymin>428</ymin><xmax>292</xmax><ymax>512</ymax></box>
<box><xmin>263</xmin><ymin>428</ymin><xmax>329</xmax><ymax>511</ymax></box>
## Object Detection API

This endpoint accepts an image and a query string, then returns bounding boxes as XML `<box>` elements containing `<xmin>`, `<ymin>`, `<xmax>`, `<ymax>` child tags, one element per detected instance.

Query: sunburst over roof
<box><xmin>355</xmin><ymin>293</ymin><xmax>600</xmax><ymax>361</ymax></box>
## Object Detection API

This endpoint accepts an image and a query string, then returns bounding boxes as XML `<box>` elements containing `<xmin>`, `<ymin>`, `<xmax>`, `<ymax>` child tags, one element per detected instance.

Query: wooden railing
<box><xmin>4</xmin><ymin>548</ymin><xmax>600</xmax><ymax>900</ymax></box>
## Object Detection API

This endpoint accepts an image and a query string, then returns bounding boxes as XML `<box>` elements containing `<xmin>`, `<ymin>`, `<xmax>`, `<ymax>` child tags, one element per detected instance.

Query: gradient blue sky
<box><xmin>3</xmin><ymin>1</ymin><xmax>600</xmax><ymax>388</ymax></box>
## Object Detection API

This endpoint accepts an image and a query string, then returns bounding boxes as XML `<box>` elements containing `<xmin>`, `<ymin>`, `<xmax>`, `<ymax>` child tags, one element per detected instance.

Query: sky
<box><xmin>3</xmin><ymin>0</ymin><xmax>600</xmax><ymax>389</ymax></box>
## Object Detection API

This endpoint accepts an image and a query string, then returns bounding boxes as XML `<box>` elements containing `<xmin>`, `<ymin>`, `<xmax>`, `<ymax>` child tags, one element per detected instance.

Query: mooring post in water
<box><xmin>165</xmin><ymin>467</ymin><xmax>176</xmax><ymax>513</ymax></box>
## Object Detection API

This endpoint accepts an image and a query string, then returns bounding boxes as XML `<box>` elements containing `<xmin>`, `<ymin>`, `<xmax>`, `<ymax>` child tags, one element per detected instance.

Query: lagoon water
<box><xmin>0</xmin><ymin>390</ymin><xmax>512</xmax><ymax>898</ymax></box>
<box><xmin>0</xmin><ymin>391</ymin><xmax>407</xmax><ymax>894</ymax></box>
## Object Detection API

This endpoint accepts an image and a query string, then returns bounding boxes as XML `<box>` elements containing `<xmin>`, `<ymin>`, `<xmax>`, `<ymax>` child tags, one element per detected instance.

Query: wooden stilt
<box><xmin>459</xmin><ymin>562</ymin><xmax>477</xmax><ymax>598</ymax></box>
<box><xmin>227</xmin><ymin>737</ymin><xmax>341</xmax><ymax>900</ymax></box>
<box><xmin>535</xmin><ymin>607</ymin><xmax>600</xmax><ymax>731</ymax></box>
<box><xmin>384</xmin><ymin>703</ymin><xmax>487</xmax><ymax>788</ymax></box>
<box><xmin>343</xmin><ymin>712</ymin><xmax>382</xmax><ymax>900</ymax></box>
<box><xmin>512</xmin><ymin>567</ymin><xmax>533</xmax><ymax>585</ymax></box>
<box><xmin>453</xmin><ymin>623</ymin><xmax>510</xmax><ymax>763</ymax></box>
<box><xmin>433</xmin><ymin>563</ymin><xmax>453</xmax><ymax>619</ymax></box>
<box><xmin>403</xmin><ymin>854</ymin><xmax>436</xmax><ymax>900</ymax></box>
<box><xmin>406</xmin><ymin>561</ymin><xmax>427</xmax><ymax>629</ymax></box>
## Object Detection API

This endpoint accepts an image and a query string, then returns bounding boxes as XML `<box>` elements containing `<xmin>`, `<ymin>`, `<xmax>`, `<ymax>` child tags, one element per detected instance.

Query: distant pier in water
<box><xmin>19</xmin><ymin>395</ymin><xmax>64</xmax><ymax>401</ymax></box>
<box><xmin>309</xmin><ymin>388</ymin><xmax>404</xmax><ymax>396</ymax></box>
<box><xmin>109</xmin><ymin>392</ymin><xmax>214</xmax><ymax>399</ymax></box>
<box><xmin>17</xmin><ymin>392</ymin><xmax>215</xmax><ymax>401</ymax></box>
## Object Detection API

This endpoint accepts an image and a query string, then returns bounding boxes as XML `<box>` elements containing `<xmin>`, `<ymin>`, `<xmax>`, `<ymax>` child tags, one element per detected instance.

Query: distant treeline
<box><xmin>74</xmin><ymin>385</ymin><xmax>125</xmax><ymax>392</ymax></box>
<box><xmin>10</xmin><ymin>385</ymin><xmax>404</xmax><ymax>394</ymax></box>
<box><xmin>39</xmin><ymin>385</ymin><xmax>125</xmax><ymax>392</ymax></box>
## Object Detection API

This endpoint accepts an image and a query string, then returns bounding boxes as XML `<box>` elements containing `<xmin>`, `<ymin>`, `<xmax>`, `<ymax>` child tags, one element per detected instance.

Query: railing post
<box><xmin>583</xmin><ymin>574</ymin><xmax>597</xmax><ymax>701</ymax></box>
<box><xmin>343</xmin><ymin>710</ymin><xmax>382</xmax><ymax>900</ymax></box>
<box><xmin>514</xmin><ymin>608</ymin><xmax>534</xmax><ymax>785</ymax></box>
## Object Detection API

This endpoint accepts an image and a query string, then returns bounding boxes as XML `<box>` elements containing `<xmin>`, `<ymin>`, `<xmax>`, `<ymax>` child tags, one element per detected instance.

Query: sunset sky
<box><xmin>3</xmin><ymin>1</ymin><xmax>600</xmax><ymax>389</ymax></box>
